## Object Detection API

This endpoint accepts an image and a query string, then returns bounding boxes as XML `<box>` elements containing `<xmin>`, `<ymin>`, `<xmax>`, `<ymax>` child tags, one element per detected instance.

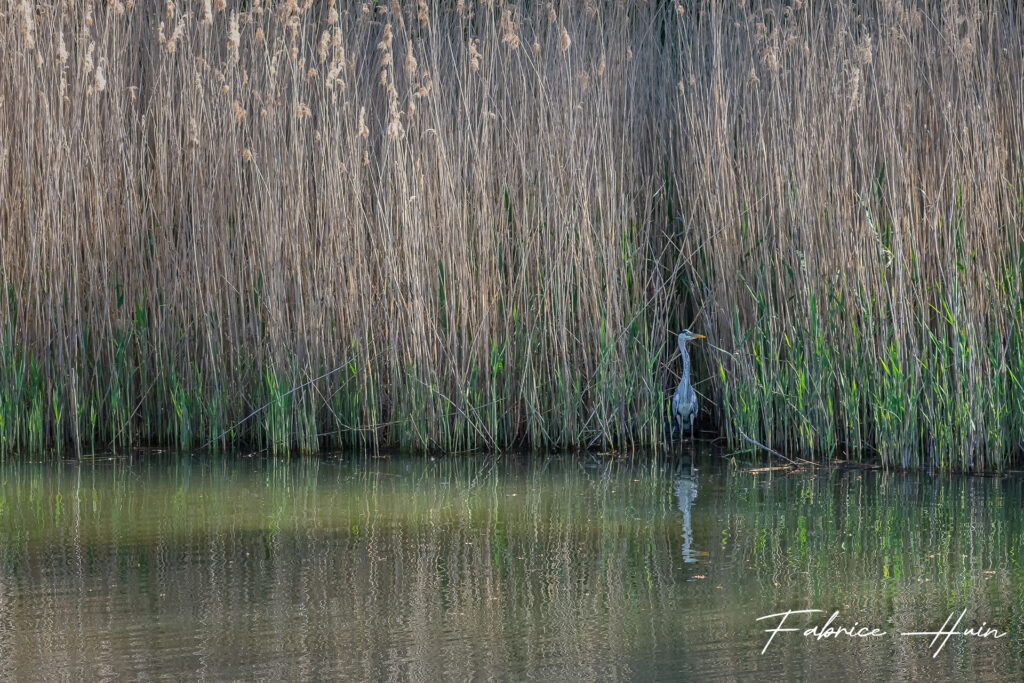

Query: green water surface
<box><xmin>0</xmin><ymin>450</ymin><xmax>1021</xmax><ymax>680</ymax></box>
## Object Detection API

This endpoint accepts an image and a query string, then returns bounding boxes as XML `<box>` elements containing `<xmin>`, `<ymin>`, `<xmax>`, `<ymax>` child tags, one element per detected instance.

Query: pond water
<box><xmin>0</xmin><ymin>450</ymin><xmax>1021</xmax><ymax>680</ymax></box>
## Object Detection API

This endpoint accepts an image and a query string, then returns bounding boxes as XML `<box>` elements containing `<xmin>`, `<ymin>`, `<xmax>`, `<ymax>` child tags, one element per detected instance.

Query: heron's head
<box><xmin>678</xmin><ymin>329</ymin><xmax>706</xmax><ymax>346</ymax></box>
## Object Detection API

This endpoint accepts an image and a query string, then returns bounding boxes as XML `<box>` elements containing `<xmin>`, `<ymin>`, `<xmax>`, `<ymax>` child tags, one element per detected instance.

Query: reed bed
<box><xmin>673</xmin><ymin>0</ymin><xmax>1024</xmax><ymax>469</ymax></box>
<box><xmin>0</xmin><ymin>0</ymin><xmax>1022</xmax><ymax>469</ymax></box>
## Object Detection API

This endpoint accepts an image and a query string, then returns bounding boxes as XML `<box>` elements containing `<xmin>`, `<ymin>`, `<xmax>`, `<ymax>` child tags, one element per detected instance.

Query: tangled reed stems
<box><xmin>1</xmin><ymin>0</ymin><xmax>1022</xmax><ymax>470</ymax></box>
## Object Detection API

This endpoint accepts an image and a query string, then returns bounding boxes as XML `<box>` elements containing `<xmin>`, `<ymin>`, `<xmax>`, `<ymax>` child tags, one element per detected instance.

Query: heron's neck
<box><xmin>679</xmin><ymin>342</ymin><xmax>690</xmax><ymax>378</ymax></box>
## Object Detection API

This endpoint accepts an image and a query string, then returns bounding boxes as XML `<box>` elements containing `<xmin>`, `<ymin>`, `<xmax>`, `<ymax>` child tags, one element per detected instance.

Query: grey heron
<box><xmin>671</xmin><ymin>329</ymin><xmax>705</xmax><ymax>439</ymax></box>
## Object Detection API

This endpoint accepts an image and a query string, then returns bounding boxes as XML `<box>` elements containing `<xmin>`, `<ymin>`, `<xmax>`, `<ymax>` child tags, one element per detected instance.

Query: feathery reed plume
<box><xmin>90</xmin><ymin>61</ymin><xmax>106</xmax><ymax>95</ymax></box>
<box><xmin>82</xmin><ymin>41</ymin><xmax>95</xmax><ymax>74</ymax></box>
<box><xmin>227</xmin><ymin>12</ymin><xmax>240</xmax><ymax>62</ymax></box>
<box><xmin>386</xmin><ymin>112</ymin><xmax>403</xmax><ymax>139</ymax></box>
<box><xmin>404</xmin><ymin>47</ymin><xmax>417</xmax><ymax>78</ymax></box>
<box><xmin>57</xmin><ymin>30</ymin><xmax>68</xmax><ymax>64</ymax></box>
<box><xmin>20</xmin><ymin>0</ymin><xmax>35</xmax><ymax>51</ymax></box>
<box><xmin>377</xmin><ymin>22</ymin><xmax>392</xmax><ymax>52</ymax></box>
<box><xmin>357</xmin><ymin>106</ymin><xmax>368</xmax><ymax>137</ymax></box>
<box><xmin>318</xmin><ymin>30</ymin><xmax>330</xmax><ymax>64</ymax></box>
<box><xmin>501</xmin><ymin>9</ymin><xmax>520</xmax><ymax>50</ymax></box>
<box><xmin>166</xmin><ymin>20</ymin><xmax>185</xmax><ymax>54</ymax></box>
<box><xmin>559</xmin><ymin>25</ymin><xmax>571</xmax><ymax>53</ymax></box>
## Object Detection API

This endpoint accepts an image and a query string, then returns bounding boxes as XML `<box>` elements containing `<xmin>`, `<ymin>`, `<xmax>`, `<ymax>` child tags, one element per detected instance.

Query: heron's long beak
<box><xmin>692</xmin><ymin>333</ymin><xmax>706</xmax><ymax>339</ymax></box>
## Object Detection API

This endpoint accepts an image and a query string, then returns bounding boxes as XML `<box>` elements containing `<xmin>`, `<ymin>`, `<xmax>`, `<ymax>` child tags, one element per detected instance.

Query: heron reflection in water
<box><xmin>674</xmin><ymin>473</ymin><xmax>699</xmax><ymax>563</ymax></box>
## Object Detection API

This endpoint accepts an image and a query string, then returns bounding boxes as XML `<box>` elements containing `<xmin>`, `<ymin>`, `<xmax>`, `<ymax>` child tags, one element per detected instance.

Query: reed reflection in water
<box><xmin>0</xmin><ymin>452</ymin><xmax>1021</xmax><ymax>681</ymax></box>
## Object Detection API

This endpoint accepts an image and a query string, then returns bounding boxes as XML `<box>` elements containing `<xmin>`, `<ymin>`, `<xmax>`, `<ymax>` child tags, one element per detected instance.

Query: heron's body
<box><xmin>671</xmin><ymin>330</ymin><xmax>704</xmax><ymax>438</ymax></box>
<box><xmin>672</xmin><ymin>376</ymin><xmax>698</xmax><ymax>436</ymax></box>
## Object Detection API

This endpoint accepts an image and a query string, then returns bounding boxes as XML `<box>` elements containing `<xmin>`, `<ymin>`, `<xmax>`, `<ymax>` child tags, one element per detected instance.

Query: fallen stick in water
<box><xmin>737</xmin><ymin>430</ymin><xmax>817</xmax><ymax>468</ymax></box>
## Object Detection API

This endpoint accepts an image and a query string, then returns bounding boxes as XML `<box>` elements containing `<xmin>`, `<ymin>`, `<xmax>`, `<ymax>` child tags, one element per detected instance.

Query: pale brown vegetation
<box><xmin>0</xmin><ymin>1</ymin><xmax>1022</xmax><ymax>468</ymax></box>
